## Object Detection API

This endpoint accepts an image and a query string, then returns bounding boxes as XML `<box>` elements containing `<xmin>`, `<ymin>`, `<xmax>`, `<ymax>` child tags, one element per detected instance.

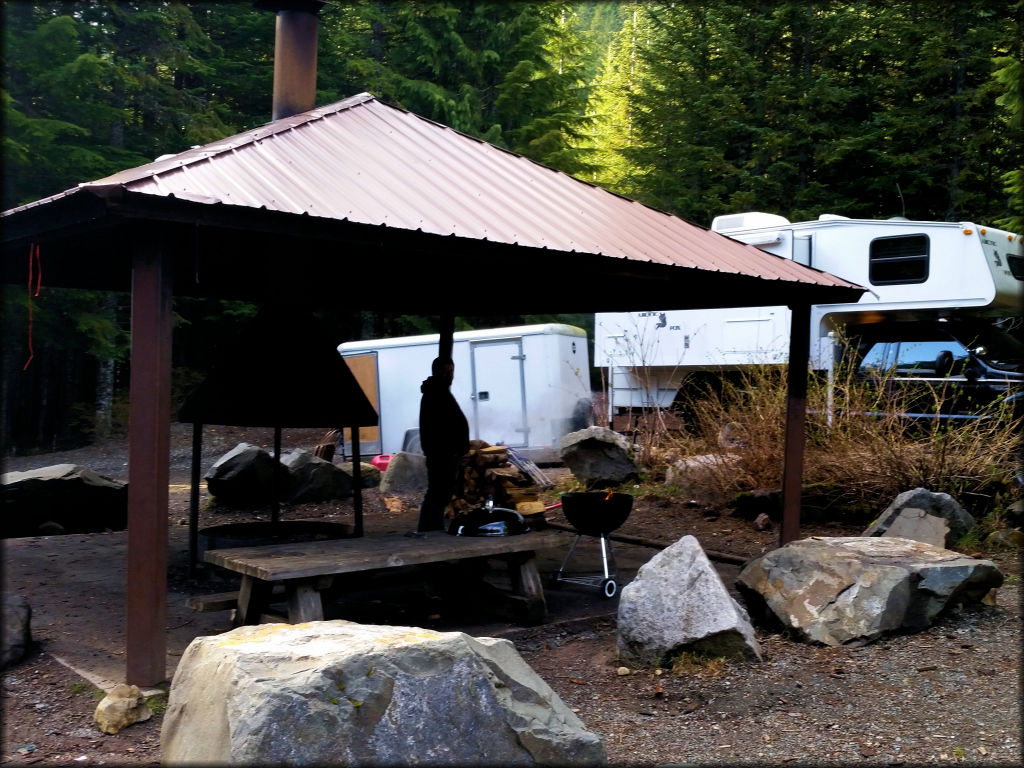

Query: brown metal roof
<box><xmin>62</xmin><ymin>92</ymin><xmax>857</xmax><ymax>293</ymax></box>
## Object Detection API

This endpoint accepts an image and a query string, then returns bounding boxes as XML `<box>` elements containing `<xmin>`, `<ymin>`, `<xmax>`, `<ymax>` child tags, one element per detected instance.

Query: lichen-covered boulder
<box><xmin>162</xmin><ymin>621</ymin><xmax>606</xmax><ymax>766</ymax></box>
<box><xmin>281</xmin><ymin>449</ymin><xmax>352</xmax><ymax>503</ymax></box>
<box><xmin>617</xmin><ymin>535</ymin><xmax>761</xmax><ymax>666</ymax></box>
<box><xmin>558</xmin><ymin>427</ymin><xmax>637</xmax><ymax>488</ymax></box>
<box><xmin>205</xmin><ymin>443</ymin><xmax>292</xmax><ymax>507</ymax></box>
<box><xmin>736</xmin><ymin>536</ymin><xmax>1003</xmax><ymax>646</ymax></box>
<box><xmin>1</xmin><ymin>464</ymin><xmax>127</xmax><ymax>536</ymax></box>
<box><xmin>378</xmin><ymin>451</ymin><xmax>427</xmax><ymax>495</ymax></box>
<box><xmin>863</xmin><ymin>488</ymin><xmax>976</xmax><ymax>549</ymax></box>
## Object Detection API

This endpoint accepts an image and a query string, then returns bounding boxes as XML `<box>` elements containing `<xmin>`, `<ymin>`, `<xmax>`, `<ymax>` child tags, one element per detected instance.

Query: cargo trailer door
<box><xmin>341</xmin><ymin>353</ymin><xmax>382</xmax><ymax>456</ymax></box>
<box><xmin>470</xmin><ymin>339</ymin><xmax>528</xmax><ymax>447</ymax></box>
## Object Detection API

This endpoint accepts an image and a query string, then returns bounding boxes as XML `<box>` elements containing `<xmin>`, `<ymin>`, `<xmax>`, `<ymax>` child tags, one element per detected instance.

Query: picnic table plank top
<box><xmin>204</xmin><ymin>528</ymin><xmax>570</xmax><ymax>582</ymax></box>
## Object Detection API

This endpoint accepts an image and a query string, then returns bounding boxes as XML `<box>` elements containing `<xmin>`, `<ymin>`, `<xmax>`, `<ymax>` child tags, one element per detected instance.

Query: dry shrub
<box><xmin>643</xmin><ymin>361</ymin><xmax>1021</xmax><ymax>522</ymax></box>
<box><xmin>668</xmin><ymin>650</ymin><xmax>729</xmax><ymax>679</ymax></box>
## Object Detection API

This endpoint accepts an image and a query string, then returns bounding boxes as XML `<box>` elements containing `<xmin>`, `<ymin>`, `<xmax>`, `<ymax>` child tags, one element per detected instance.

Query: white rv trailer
<box><xmin>595</xmin><ymin>213</ymin><xmax>1023</xmax><ymax>413</ymax></box>
<box><xmin>338</xmin><ymin>324</ymin><xmax>592</xmax><ymax>462</ymax></box>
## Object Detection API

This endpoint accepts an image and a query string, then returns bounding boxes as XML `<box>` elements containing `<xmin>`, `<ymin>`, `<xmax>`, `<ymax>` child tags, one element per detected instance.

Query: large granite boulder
<box><xmin>378</xmin><ymin>451</ymin><xmax>427</xmax><ymax>495</ymax></box>
<box><xmin>205</xmin><ymin>443</ymin><xmax>292</xmax><ymax>507</ymax></box>
<box><xmin>281</xmin><ymin>449</ymin><xmax>352</xmax><ymax>503</ymax></box>
<box><xmin>736</xmin><ymin>536</ymin><xmax>1003</xmax><ymax>647</ymax></box>
<box><xmin>162</xmin><ymin>621</ymin><xmax>606</xmax><ymax>766</ymax></box>
<box><xmin>1</xmin><ymin>464</ymin><xmax>127</xmax><ymax>537</ymax></box>
<box><xmin>617</xmin><ymin>535</ymin><xmax>761</xmax><ymax>666</ymax></box>
<box><xmin>558</xmin><ymin>426</ymin><xmax>637</xmax><ymax>488</ymax></box>
<box><xmin>2</xmin><ymin>595</ymin><xmax>32</xmax><ymax>668</ymax></box>
<box><xmin>863</xmin><ymin>488</ymin><xmax>976</xmax><ymax>549</ymax></box>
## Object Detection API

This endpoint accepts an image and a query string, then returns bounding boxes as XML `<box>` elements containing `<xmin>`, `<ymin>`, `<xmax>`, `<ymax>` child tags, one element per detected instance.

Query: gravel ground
<box><xmin>519</xmin><ymin>584</ymin><xmax>1021</xmax><ymax>766</ymax></box>
<box><xmin>2</xmin><ymin>425</ymin><xmax>1021</xmax><ymax>765</ymax></box>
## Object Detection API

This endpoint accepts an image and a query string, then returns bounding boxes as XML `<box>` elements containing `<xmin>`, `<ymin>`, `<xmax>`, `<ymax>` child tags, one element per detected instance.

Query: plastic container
<box><xmin>370</xmin><ymin>454</ymin><xmax>392</xmax><ymax>472</ymax></box>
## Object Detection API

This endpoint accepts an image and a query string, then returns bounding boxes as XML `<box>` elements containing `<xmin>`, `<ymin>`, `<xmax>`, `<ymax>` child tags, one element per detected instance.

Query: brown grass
<box><xmin>628</xmin><ymin>361</ymin><xmax>1022</xmax><ymax>526</ymax></box>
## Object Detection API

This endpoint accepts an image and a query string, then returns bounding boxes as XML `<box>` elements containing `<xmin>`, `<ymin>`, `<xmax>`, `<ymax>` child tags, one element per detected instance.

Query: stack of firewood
<box><xmin>447</xmin><ymin>440</ymin><xmax>546</xmax><ymax>522</ymax></box>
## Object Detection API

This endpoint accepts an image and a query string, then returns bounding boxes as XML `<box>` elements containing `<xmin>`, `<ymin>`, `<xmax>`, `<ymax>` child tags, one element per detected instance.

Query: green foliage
<box><xmin>68</xmin><ymin>680</ymin><xmax>105</xmax><ymax>700</ymax></box>
<box><xmin>316</xmin><ymin>2</ymin><xmax>596</xmax><ymax>174</ymax></box>
<box><xmin>588</xmin><ymin>1</ymin><xmax>1021</xmax><ymax>226</ymax></box>
<box><xmin>146</xmin><ymin>693</ymin><xmax>168</xmax><ymax>715</ymax></box>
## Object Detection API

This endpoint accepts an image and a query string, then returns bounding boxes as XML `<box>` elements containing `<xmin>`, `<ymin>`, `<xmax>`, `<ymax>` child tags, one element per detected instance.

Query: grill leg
<box><xmin>598</xmin><ymin>535</ymin><xmax>616</xmax><ymax>580</ymax></box>
<box><xmin>557</xmin><ymin>534</ymin><xmax>583</xmax><ymax>578</ymax></box>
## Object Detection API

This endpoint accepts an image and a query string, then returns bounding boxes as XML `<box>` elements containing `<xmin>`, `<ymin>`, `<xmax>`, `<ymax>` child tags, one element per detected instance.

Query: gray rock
<box><xmin>558</xmin><ymin>426</ymin><xmax>637</xmax><ymax>488</ymax></box>
<box><xmin>736</xmin><ymin>536</ymin><xmax>1004</xmax><ymax>646</ymax></box>
<box><xmin>1</xmin><ymin>464</ymin><xmax>127</xmax><ymax>536</ymax></box>
<box><xmin>984</xmin><ymin>528</ymin><xmax>1024</xmax><ymax>550</ymax></box>
<box><xmin>161</xmin><ymin>620</ymin><xmax>606</xmax><ymax>766</ymax></box>
<box><xmin>879</xmin><ymin>507</ymin><xmax>950</xmax><ymax>548</ymax></box>
<box><xmin>281</xmin><ymin>449</ymin><xmax>352</xmax><ymax>503</ymax></box>
<box><xmin>2</xmin><ymin>595</ymin><xmax>32</xmax><ymax>669</ymax></box>
<box><xmin>617</xmin><ymin>535</ymin><xmax>761</xmax><ymax>666</ymax></box>
<box><xmin>1006</xmin><ymin>499</ymin><xmax>1024</xmax><ymax>526</ymax></box>
<box><xmin>664</xmin><ymin>454</ymin><xmax>739</xmax><ymax>488</ymax></box>
<box><xmin>378</xmin><ymin>451</ymin><xmax>427</xmax><ymax>495</ymax></box>
<box><xmin>336</xmin><ymin>461</ymin><xmax>382</xmax><ymax>489</ymax></box>
<box><xmin>864</xmin><ymin>488</ymin><xmax>975</xmax><ymax>548</ymax></box>
<box><xmin>205</xmin><ymin>443</ymin><xmax>292</xmax><ymax>507</ymax></box>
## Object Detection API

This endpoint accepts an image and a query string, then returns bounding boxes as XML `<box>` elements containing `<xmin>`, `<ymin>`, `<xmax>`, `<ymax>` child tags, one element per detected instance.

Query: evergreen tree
<box><xmin>582</xmin><ymin>3</ymin><xmax>643</xmax><ymax>193</ymax></box>
<box><xmin>991</xmin><ymin>1</ymin><xmax>1024</xmax><ymax>233</ymax></box>
<box><xmin>591</xmin><ymin>1</ymin><xmax>1020</xmax><ymax>226</ymax></box>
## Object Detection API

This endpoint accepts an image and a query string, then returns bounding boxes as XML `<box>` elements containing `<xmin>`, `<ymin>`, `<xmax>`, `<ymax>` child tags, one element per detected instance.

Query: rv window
<box><xmin>1008</xmin><ymin>254</ymin><xmax>1024</xmax><ymax>281</ymax></box>
<box><xmin>869</xmin><ymin>234</ymin><xmax>929</xmax><ymax>285</ymax></box>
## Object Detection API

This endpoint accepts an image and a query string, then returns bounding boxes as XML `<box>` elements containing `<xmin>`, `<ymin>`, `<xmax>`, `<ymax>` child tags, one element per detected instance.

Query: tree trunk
<box><xmin>94</xmin><ymin>294</ymin><xmax>119</xmax><ymax>439</ymax></box>
<box><xmin>95</xmin><ymin>357</ymin><xmax>115</xmax><ymax>439</ymax></box>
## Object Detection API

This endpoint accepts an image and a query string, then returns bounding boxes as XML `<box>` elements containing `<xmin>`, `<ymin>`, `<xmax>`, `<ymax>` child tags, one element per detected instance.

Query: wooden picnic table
<box><xmin>202</xmin><ymin>528</ymin><xmax>570</xmax><ymax>627</ymax></box>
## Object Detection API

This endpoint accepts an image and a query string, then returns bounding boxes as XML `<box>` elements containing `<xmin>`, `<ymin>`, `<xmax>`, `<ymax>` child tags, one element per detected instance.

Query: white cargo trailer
<box><xmin>338</xmin><ymin>324</ymin><xmax>593</xmax><ymax>462</ymax></box>
<box><xmin>595</xmin><ymin>213</ymin><xmax>1023</xmax><ymax>413</ymax></box>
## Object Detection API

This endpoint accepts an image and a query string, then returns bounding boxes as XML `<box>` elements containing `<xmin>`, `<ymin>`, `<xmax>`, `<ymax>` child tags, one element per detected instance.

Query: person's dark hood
<box><xmin>421</xmin><ymin>375</ymin><xmax>448</xmax><ymax>394</ymax></box>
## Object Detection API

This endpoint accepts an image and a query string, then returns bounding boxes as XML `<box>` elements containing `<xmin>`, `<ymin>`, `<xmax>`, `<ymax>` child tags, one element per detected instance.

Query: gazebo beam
<box><xmin>780</xmin><ymin>303</ymin><xmax>812</xmax><ymax>546</ymax></box>
<box><xmin>125</xmin><ymin>240</ymin><xmax>173</xmax><ymax>686</ymax></box>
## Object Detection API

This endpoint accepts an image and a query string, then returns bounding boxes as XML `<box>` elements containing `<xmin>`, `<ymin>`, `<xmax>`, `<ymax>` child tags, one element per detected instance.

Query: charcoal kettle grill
<box><xmin>551</xmin><ymin>491</ymin><xmax>633</xmax><ymax>598</ymax></box>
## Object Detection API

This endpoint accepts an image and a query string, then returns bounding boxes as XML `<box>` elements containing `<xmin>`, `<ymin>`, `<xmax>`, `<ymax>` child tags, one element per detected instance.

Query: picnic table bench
<box><xmin>199</xmin><ymin>528</ymin><xmax>569</xmax><ymax>627</ymax></box>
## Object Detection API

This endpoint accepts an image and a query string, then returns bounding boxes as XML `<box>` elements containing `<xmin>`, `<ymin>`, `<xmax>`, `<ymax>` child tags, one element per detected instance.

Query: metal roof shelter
<box><xmin>2</xmin><ymin>89</ymin><xmax>864</xmax><ymax>685</ymax></box>
<box><xmin>3</xmin><ymin>91</ymin><xmax>860</xmax><ymax>309</ymax></box>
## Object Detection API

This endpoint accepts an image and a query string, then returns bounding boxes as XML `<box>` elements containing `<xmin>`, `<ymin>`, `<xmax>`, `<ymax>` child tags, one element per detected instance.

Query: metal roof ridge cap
<box><xmin>79</xmin><ymin>182</ymin><xmax>125</xmax><ymax>199</ymax></box>
<box><xmin>1</xmin><ymin>185</ymin><xmax>96</xmax><ymax>216</ymax></box>
<box><xmin>81</xmin><ymin>93</ymin><xmax>380</xmax><ymax>189</ymax></box>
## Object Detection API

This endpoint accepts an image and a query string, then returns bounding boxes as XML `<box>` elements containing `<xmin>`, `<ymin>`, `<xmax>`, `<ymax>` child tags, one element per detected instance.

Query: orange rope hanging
<box><xmin>23</xmin><ymin>242</ymin><xmax>41</xmax><ymax>370</ymax></box>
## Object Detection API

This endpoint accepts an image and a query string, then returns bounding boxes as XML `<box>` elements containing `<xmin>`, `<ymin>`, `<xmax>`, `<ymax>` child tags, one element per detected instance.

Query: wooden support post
<box><xmin>351</xmin><ymin>424</ymin><xmax>363</xmax><ymax>537</ymax></box>
<box><xmin>235</xmin><ymin>575</ymin><xmax>273</xmax><ymax>626</ymax></box>
<box><xmin>286</xmin><ymin>581</ymin><xmax>325</xmax><ymax>622</ymax></box>
<box><xmin>188</xmin><ymin>423</ymin><xmax>202</xmax><ymax>577</ymax></box>
<box><xmin>272</xmin><ymin>426</ymin><xmax>282</xmax><ymax>525</ymax></box>
<box><xmin>439</xmin><ymin>313</ymin><xmax>455</xmax><ymax>361</ymax></box>
<box><xmin>780</xmin><ymin>303</ymin><xmax>811</xmax><ymax>547</ymax></box>
<box><xmin>126</xmin><ymin>242</ymin><xmax>172</xmax><ymax>686</ymax></box>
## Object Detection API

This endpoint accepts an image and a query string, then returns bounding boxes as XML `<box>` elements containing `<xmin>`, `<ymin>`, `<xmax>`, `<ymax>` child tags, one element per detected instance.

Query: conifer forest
<box><xmin>2</xmin><ymin>1</ymin><xmax>1022</xmax><ymax>453</ymax></box>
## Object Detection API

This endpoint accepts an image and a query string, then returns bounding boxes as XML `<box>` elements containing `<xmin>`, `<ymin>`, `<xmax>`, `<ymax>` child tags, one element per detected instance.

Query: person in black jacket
<box><xmin>416</xmin><ymin>356</ymin><xmax>470</xmax><ymax>532</ymax></box>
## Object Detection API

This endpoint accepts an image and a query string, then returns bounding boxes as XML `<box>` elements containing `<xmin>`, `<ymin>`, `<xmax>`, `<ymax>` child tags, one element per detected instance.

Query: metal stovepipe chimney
<box><xmin>255</xmin><ymin>0</ymin><xmax>324</xmax><ymax>120</ymax></box>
